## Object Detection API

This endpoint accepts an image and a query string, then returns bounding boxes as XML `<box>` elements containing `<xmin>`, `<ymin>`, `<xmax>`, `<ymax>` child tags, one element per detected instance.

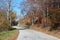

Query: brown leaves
<box><xmin>10</xmin><ymin>12</ymin><xmax>16</xmax><ymax>21</ymax></box>
<box><xmin>0</xmin><ymin>11</ymin><xmax>17</xmax><ymax>32</ymax></box>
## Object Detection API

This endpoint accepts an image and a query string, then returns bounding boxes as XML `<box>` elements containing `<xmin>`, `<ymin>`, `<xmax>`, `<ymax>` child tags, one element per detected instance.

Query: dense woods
<box><xmin>19</xmin><ymin>0</ymin><xmax>60</xmax><ymax>32</ymax></box>
<box><xmin>46</xmin><ymin>0</ymin><xmax>60</xmax><ymax>31</ymax></box>
<box><xmin>0</xmin><ymin>0</ymin><xmax>60</xmax><ymax>32</ymax></box>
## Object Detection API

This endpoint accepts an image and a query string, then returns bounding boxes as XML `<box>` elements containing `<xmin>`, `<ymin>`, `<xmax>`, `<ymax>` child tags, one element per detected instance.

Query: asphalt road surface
<box><xmin>17</xmin><ymin>29</ymin><xmax>60</xmax><ymax>40</ymax></box>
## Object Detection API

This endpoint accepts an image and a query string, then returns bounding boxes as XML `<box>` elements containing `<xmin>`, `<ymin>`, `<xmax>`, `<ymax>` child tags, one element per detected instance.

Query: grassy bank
<box><xmin>0</xmin><ymin>30</ymin><xmax>19</xmax><ymax>40</ymax></box>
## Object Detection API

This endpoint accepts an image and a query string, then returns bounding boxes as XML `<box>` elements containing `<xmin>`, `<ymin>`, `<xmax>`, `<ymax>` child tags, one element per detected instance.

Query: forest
<box><xmin>19</xmin><ymin>0</ymin><xmax>60</xmax><ymax>32</ymax></box>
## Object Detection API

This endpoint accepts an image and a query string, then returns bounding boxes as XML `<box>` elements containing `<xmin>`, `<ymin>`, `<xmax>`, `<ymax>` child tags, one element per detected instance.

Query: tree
<box><xmin>19</xmin><ymin>0</ymin><xmax>43</xmax><ymax>25</ymax></box>
<box><xmin>0</xmin><ymin>0</ymin><xmax>15</xmax><ymax>26</ymax></box>
<box><xmin>0</xmin><ymin>10</ymin><xmax>17</xmax><ymax>32</ymax></box>
<box><xmin>5</xmin><ymin>0</ymin><xmax>13</xmax><ymax>26</ymax></box>
<box><xmin>48</xmin><ymin>8</ymin><xmax>60</xmax><ymax>31</ymax></box>
<box><xmin>0</xmin><ymin>10</ymin><xmax>9</xmax><ymax>32</ymax></box>
<box><xmin>46</xmin><ymin>0</ymin><xmax>60</xmax><ymax>31</ymax></box>
<box><xmin>10</xmin><ymin>11</ymin><xmax>17</xmax><ymax>26</ymax></box>
<box><xmin>0</xmin><ymin>0</ymin><xmax>17</xmax><ymax>32</ymax></box>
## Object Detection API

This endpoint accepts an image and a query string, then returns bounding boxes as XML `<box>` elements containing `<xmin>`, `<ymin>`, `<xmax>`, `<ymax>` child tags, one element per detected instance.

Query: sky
<box><xmin>12</xmin><ymin>0</ymin><xmax>22</xmax><ymax>20</ymax></box>
<box><xmin>12</xmin><ymin>0</ymin><xmax>27</xmax><ymax>21</ymax></box>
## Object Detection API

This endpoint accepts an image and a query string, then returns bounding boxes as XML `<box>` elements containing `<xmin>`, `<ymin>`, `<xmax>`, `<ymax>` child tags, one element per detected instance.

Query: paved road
<box><xmin>17</xmin><ymin>29</ymin><xmax>60</xmax><ymax>40</ymax></box>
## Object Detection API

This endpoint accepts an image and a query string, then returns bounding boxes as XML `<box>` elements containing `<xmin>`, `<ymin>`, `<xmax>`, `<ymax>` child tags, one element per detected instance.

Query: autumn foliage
<box><xmin>0</xmin><ymin>10</ymin><xmax>17</xmax><ymax>32</ymax></box>
<box><xmin>19</xmin><ymin>0</ymin><xmax>60</xmax><ymax>31</ymax></box>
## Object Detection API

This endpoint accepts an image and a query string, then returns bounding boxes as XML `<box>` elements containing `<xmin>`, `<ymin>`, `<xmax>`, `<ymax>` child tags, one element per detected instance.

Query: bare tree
<box><xmin>5</xmin><ymin>0</ymin><xmax>12</xmax><ymax>25</ymax></box>
<box><xmin>0</xmin><ymin>0</ymin><xmax>17</xmax><ymax>26</ymax></box>
<box><xmin>19</xmin><ymin>0</ymin><xmax>43</xmax><ymax>25</ymax></box>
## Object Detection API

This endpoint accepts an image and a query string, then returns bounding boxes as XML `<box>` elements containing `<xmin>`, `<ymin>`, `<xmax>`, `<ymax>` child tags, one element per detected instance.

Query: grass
<box><xmin>0</xmin><ymin>30</ymin><xmax>19</xmax><ymax>40</ymax></box>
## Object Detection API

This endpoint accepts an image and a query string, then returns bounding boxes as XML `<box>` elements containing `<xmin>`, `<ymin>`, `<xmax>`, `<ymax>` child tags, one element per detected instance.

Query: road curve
<box><xmin>17</xmin><ymin>29</ymin><xmax>60</xmax><ymax>40</ymax></box>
